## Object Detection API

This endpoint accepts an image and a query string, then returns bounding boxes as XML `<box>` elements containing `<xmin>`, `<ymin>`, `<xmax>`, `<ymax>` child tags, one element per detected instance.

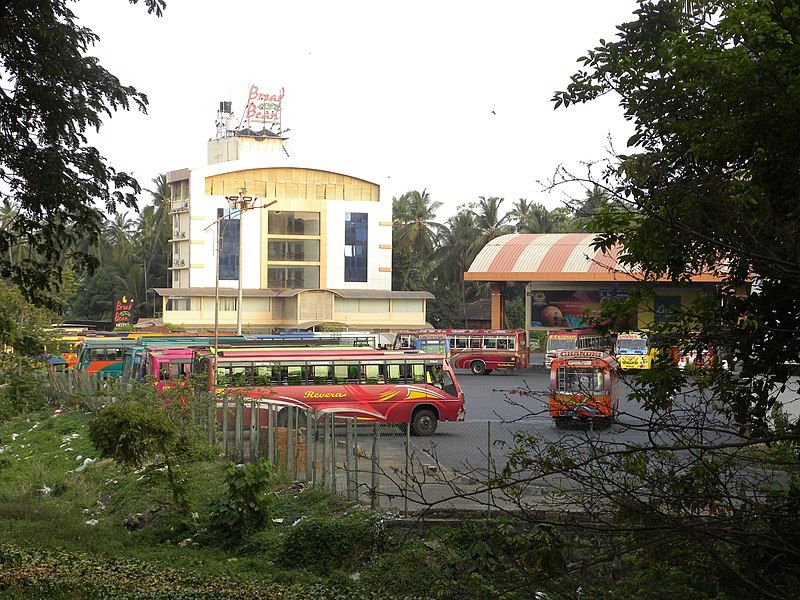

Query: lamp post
<box><xmin>206</xmin><ymin>191</ymin><xmax>277</xmax><ymax>345</ymax></box>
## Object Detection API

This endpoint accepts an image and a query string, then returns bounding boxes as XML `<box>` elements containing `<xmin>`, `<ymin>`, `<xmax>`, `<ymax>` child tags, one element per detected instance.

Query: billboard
<box><xmin>530</xmin><ymin>288</ymin><xmax>629</xmax><ymax>328</ymax></box>
<box><xmin>114</xmin><ymin>296</ymin><xmax>134</xmax><ymax>325</ymax></box>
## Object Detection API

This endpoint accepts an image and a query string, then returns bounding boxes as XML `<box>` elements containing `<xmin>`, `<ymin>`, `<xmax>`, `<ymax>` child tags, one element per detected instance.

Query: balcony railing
<box><xmin>169</xmin><ymin>200</ymin><xmax>189</xmax><ymax>213</ymax></box>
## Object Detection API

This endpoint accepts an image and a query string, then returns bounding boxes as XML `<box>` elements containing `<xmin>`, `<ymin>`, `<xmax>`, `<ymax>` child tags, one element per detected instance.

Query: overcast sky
<box><xmin>78</xmin><ymin>0</ymin><xmax>638</xmax><ymax>220</ymax></box>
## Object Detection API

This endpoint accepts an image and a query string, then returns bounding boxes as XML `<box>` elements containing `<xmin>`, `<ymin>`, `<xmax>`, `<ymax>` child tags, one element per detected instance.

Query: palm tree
<box><xmin>435</xmin><ymin>210</ymin><xmax>479</xmax><ymax>324</ymax></box>
<box><xmin>468</xmin><ymin>196</ymin><xmax>512</xmax><ymax>257</ymax></box>
<box><xmin>392</xmin><ymin>189</ymin><xmax>445</xmax><ymax>257</ymax></box>
<box><xmin>509</xmin><ymin>198</ymin><xmax>535</xmax><ymax>233</ymax></box>
<box><xmin>105</xmin><ymin>212</ymin><xmax>135</xmax><ymax>251</ymax></box>
<box><xmin>572</xmin><ymin>185</ymin><xmax>610</xmax><ymax>232</ymax></box>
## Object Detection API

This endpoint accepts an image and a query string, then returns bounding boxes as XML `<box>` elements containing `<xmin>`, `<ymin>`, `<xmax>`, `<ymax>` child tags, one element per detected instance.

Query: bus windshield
<box><xmin>557</xmin><ymin>367</ymin><xmax>605</xmax><ymax>394</ymax></box>
<box><xmin>548</xmin><ymin>338</ymin><xmax>577</xmax><ymax>352</ymax></box>
<box><xmin>616</xmin><ymin>338</ymin><xmax>648</xmax><ymax>353</ymax></box>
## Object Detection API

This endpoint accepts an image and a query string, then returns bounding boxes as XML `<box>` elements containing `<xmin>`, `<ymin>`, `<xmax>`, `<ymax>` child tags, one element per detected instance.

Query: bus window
<box><xmin>286</xmin><ymin>366</ymin><xmax>303</xmax><ymax>385</ymax></box>
<box><xmin>363</xmin><ymin>364</ymin><xmax>383</xmax><ymax>384</ymax></box>
<box><xmin>231</xmin><ymin>367</ymin><xmax>247</xmax><ymax>387</ymax></box>
<box><xmin>470</xmin><ymin>337</ymin><xmax>482</xmax><ymax>349</ymax></box>
<box><xmin>410</xmin><ymin>363</ymin><xmax>425</xmax><ymax>383</ymax></box>
<box><xmin>255</xmin><ymin>366</ymin><xmax>272</xmax><ymax>385</ymax></box>
<box><xmin>497</xmin><ymin>338</ymin><xmax>507</xmax><ymax>350</ymax></box>
<box><xmin>333</xmin><ymin>364</ymin><xmax>349</xmax><ymax>384</ymax></box>
<box><xmin>216</xmin><ymin>366</ymin><xmax>230</xmax><ymax>386</ymax></box>
<box><xmin>441</xmin><ymin>369</ymin><xmax>457</xmax><ymax>397</ymax></box>
<box><xmin>312</xmin><ymin>365</ymin><xmax>331</xmax><ymax>385</ymax></box>
<box><xmin>454</xmin><ymin>337</ymin><xmax>469</xmax><ymax>349</ymax></box>
<box><xmin>386</xmin><ymin>363</ymin><xmax>401</xmax><ymax>383</ymax></box>
<box><xmin>484</xmin><ymin>337</ymin><xmax>497</xmax><ymax>349</ymax></box>
<box><xmin>426</xmin><ymin>365</ymin><xmax>444</xmax><ymax>388</ymax></box>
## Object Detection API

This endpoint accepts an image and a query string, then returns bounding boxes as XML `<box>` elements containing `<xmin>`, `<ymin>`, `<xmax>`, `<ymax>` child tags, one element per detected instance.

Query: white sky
<box><xmin>78</xmin><ymin>0</ymin><xmax>638</xmax><ymax>220</ymax></box>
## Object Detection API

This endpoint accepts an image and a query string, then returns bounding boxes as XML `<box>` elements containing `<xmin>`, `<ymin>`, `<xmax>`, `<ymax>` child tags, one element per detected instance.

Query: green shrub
<box><xmin>206</xmin><ymin>459</ymin><xmax>277</xmax><ymax>548</ymax></box>
<box><xmin>279</xmin><ymin>512</ymin><xmax>387</xmax><ymax>574</ymax></box>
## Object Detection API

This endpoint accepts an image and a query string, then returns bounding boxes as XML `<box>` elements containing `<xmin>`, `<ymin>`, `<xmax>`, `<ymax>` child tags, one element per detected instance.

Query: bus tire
<box><xmin>470</xmin><ymin>360</ymin><xmax>486</xmax><ymax>375</ymax></box>
<box><xmin>410</xmin><ymin>408</ymin><xmax>438</xmax><ymax>436</ymax></box>
<box><xmin>276</xmin><ymin>407</ymin><xmax>308</xmax><ymax>429</ymax></box>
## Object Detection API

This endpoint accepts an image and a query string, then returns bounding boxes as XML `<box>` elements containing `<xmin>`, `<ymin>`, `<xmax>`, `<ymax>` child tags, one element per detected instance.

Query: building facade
<box><xmin>155</xmin><ymin>133</ymin><xmax>431</xmax><ymax>330</ymax></box>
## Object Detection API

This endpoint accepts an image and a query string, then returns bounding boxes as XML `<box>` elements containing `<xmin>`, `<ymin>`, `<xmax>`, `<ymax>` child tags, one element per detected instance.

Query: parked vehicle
<box><xmin>614</xmin><ymin>331</ymin><xmax>657</xmax><ymax>370</ymax></box>
<box><xmin>193</xmin><ymin>347</ymin><xmax>465</xmax><ymax>436</ymax></box>
<box><xmin>548</xmin><ymin>350</ymin><xmax>619</xmax><ymax>428</ymax></box>
<box><xmin>544</xmin><ymin>330</ymin><xmax>610</xmax><ymax>368</ymax></box>
<box><xmin>393</xmin><ymin>329</ymin><xmax>528</xmax><ymax>375</ymax></box>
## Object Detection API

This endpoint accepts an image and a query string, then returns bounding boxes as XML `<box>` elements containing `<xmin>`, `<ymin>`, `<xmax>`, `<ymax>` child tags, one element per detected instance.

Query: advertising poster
<box><xmin>114</xmin><ymin>296</ymin><xmax>134</xmax><ymax>325</ymax></box>
<box><xmin>530</xmin><ymin>288</ymin><xmax>629</xmax><ymax>328</ymax></box>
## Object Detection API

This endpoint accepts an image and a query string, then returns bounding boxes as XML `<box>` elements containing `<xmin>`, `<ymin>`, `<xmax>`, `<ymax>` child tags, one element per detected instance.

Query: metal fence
<box><xmin>42</xmin><ymin>373</ymin><xmax>540</xmax><ymax>514</ymax></box>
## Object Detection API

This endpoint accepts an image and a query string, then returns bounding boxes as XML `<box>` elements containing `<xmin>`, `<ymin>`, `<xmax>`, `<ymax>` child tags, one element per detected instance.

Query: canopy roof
<box><xmin>464</xmin><ymin>233</ymin><xmax>722</xmax><ymax>282</ymax></box>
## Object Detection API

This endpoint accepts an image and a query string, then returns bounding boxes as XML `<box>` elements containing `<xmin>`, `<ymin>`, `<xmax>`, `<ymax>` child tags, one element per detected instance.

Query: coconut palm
<box><xmin>509</xmin><ymin>198</ymin><xmax>535</xmax><ymax>233</ymax></box>
<box><xmin>468</xmin><ymin>196</ymin><xmax>512</xmax><ymax>257</ymax></box>
<box><xmin>435</xmin><ymin>210</ymin><xmax>479</xmax><ymax>324</ymax></box>
<box><xmin>392</xmin><ymin>189</ymin><xmax>445</xmax><ymax>257</ymax></box>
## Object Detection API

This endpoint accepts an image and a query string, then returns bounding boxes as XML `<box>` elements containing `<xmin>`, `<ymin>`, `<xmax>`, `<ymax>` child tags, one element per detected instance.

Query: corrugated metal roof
<box><xmin>464</xmin><ymin>233</ymin><xmax>723</xmax><ymax>282</ymax></box>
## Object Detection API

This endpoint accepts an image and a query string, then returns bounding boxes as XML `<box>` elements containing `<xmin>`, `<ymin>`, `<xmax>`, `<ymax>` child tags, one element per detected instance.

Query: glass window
<box><xmin>267</xmin><ymin>266</ymin><xmax>320</xmax><ymax>289</ymax></box>
<box><xmin>386</xmin><ymin>363</ymin><xmax>401</xmax><ymax>383</ymax></box>
<box><xmin>268</xmin><ymin>239</ymin><xmax>320</xmax><ymax>262</ymax></box>
<box><xmin>344</xmin><ymin>212</ymin><xmax>368</xmax><ymax>282</ymax></box>
<box><xmin>484</xmin><ymin>337</ymin><xmax>497</xmax><ymax>349</ymax></box>
<box><xmin>454</xmin><ymin>337</ymin><xmax>469</xmax><ymax>349</ymax></box>
<box><xmin>470</xmin><ymin>337</ymin><xmax>482</xmax><ymax>349</ymax></box>
<box><xmin>311</xmin><ymin>365</ymin><xmax>331</xmax><ymax>384</ymax></box>
<box><xmin>268</xmin><ymin>211</ymin><xmax>320</xmax><ymax>235</ymax></box>
<box><xmin>218</xmin><ymin>208</ymin><xmax>240</xmax><ymax>281</ymax></box>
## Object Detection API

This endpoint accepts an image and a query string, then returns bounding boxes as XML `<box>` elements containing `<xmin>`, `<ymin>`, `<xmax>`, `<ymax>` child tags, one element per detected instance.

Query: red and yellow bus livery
<box><xmin>548</xmin><ymin>350</ymin><xmax>619</xmax><ymax>428</ymax></box>
<box><xmin>193</xmin><ymin>347</ymin><xmax>465</xmax><ymax>436</ymax></box>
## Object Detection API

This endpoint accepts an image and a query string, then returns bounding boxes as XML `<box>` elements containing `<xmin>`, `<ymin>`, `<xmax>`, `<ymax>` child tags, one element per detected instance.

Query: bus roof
<box><xmin>551</xmin><ymin>350</ymin><xmax>618</xmax><ymax>368</ymax></box>
<box><xmin>197</xmin><ymin>348</ymin><xmax>447</xmax><ymax>362</ymax></box>
<box><xmin>402</xmin><ymin>329</ymin><xmax>526</xmax><ymax>335</ymax></box>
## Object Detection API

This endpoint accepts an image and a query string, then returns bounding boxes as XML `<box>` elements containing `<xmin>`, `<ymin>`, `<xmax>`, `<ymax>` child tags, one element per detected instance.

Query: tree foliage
<box><xmin>0</xmin><ymin>0</ymin><xmax>165</xmax><ymax>305</ymax></box>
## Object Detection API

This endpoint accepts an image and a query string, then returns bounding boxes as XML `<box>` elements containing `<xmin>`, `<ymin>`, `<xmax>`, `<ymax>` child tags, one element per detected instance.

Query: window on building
<box><xmin>344</xmin><ymin>212</ymin><xmax>368</xmax><ymax>282</ymax></box>
<box><xmin>217</xmin><ymin>208</ymin><xmax>240</xmax><ymax>280</ymax></box>
<box><xmin>392</xmin><ymin>299</ymin><xmax>422</xmax><ymax>313</ymax></box>
<box><xmin>267</xmin><ymin>266</ymin><xmax>320</xmax><ymax>289</ymax></box>
<box><xmin>218</xmin><ymin>297</ymin><xmax>238</xmax><ymax>311</ymax></box>
<box><xmin>267</xmin><ymin>239</ymin><xmax>320</xmax><ymax>261</ymax></box>
<box><xmin>166</xmin><ymin>298</ymin><xmax>194</xmax><ymax>311</ymax></box>
<box><xmin>268</xmin><ymin>211</ymin><xmax>320</xmax><ymax>235</ymax></box>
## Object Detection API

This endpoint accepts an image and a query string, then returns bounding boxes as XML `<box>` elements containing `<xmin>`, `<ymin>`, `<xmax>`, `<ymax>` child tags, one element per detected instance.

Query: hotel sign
<box><xmin>244</xmin><ymin>84</ymin><xmax>284</xmax><ymax>125</ymax></box>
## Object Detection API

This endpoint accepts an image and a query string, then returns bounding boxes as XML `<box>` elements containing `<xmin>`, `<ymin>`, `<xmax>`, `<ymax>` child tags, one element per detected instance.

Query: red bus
<box><xmin>548</xmin><ymin>350</ymin><xmax>619</xmax><ymax>428</ymax></box>
<box><xmin>193</xmin><ymin>347</ymin><xmax>465</xmax><ymax>436</ymax></box>
<box><xmin>393</xmin><ymin>329</ymin><xmax>528</xmax><ymax>375</ymax></box>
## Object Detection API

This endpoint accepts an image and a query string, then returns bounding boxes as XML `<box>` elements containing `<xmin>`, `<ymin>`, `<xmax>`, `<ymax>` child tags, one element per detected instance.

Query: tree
<box><xmin>468</xmin><ymin>196</ymin><xmax>512</xmax><ymax>257</ymax></box>
<box><xmin>392</xmin><ymin>189</ymin><xmax>445</xmax><ymax>257</ymax></box>
<box><xmin>534</xmin><ymin>0</ymin><xmax>800</xmax><ymax>595</ymax></box>
<box><xmin>0</xmin><ymin>0</ymin><xmax>165</xmax><ymax>305</ymax></box>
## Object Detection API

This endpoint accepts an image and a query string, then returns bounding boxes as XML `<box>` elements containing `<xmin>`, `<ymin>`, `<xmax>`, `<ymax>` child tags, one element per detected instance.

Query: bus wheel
<box><xmin>411</xmin><ymin>408</ymin><xmax>438</xmax><ymax>436</ymax></box>
<box><xmin>470</xmin><ymin>360</ymin><xmax>486</xmax><ymax>375</ymax></box>
<box><xmin>277</xmin><ymin>408</ymin><xmax>308</xmax><ymax>429</ymax></box>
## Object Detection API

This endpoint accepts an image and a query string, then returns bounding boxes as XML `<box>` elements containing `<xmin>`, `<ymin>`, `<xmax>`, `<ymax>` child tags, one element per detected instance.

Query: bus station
<box><xmin>464</xmin><ymin>232</ymin><xmax>724</xmax><ymax>341</ymax></box>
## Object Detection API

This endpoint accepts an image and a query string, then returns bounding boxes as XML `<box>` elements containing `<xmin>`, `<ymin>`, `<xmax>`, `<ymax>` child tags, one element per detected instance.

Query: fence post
<box><xmin>206</xmin><ymin>394</ymin><xmax>215</xmax><ymax>445</ymax></box>
<box><xmin>487</xmin><ymin>420</ymin><xmax>492</xmax><ymax>517</ymax></box>
<box><xmin>221</xmin><ymin>396</ymin><xmax>229</xmax><ymax>458</ymax></box>
<box><xmin>267</xmin><ymin>405</ymin><xmax>275</xmax><ymax>464</ymax></box>
<box><xmin>250</xmin><ymin>399</ymin><xmax>259</xmax><ymax>462</ymax></box>
<box><xmin>321</xmin><ymin>413</ymin><xmax>330</xmax><ymax>488</ymax></box>
<box><xmin>235</xmin><ymin>402</ymin><xmax>244</xmax><ymax>463</ymax></box>
<box><xmin>405</xmin><ymin>420</ymin><xmax>410</xmax><ymax>516</ymax></box>
<box><xmin>287</xmin><ymin>407</ymin><xmax>295</xmax><ymax>477</ymax></box>
<box><xmin>352</xmin><ymin>421</ymin><xmax>359</xmax><ymax>500</ymax></box>
<box><xmin>306</xmin><ymin>411</ymin><xmax>315</xmax><ymax>484</ymax></box>
<box><xmin>370</xmin><ymin>423</ymin><xmax>380</xmax><ymax>509</ymax></box>
<box><xmin>345</xmin><ymin>419</ymin><xmax>353</xmax><ymax>501</ymax></box>
<box><xmin>329</xmin><ymin>414</ymin><xmax>337</xmax><ymax>493</ymax></box>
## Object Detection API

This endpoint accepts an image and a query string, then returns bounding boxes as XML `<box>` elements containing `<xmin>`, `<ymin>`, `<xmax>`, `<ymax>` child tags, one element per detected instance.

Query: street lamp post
<box><xmin>206</xmin><ymin>190</ymin><xmax>277</xmax><ymax>345</ymax></box>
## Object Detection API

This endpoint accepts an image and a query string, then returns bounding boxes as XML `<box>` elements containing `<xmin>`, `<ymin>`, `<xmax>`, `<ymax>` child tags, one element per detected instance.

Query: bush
<box><xmin>279</xmin><ymin>512</ymin><xmax>387</xmax><ymax>574</ymax></box>
<box><xmin>206</xmin><ymin>460</ymin><xmax>278</xmax><ymax>548</ymax></box>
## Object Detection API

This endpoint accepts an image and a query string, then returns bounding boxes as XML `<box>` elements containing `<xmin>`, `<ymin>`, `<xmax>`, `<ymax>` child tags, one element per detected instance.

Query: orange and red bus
<box><xmin>548</xmin><ymin>350</ymin><xmax>619</xmax><ymax>428</ymax></box>
<box><xmin>193</xmin><ymin>347</ymin><xmax>465</xmax><ymax>436</ymax></box>
<box><xmin>393</xmin><ymin>329</ymin><xmax>528</xmax><ymax>375</ymax></box>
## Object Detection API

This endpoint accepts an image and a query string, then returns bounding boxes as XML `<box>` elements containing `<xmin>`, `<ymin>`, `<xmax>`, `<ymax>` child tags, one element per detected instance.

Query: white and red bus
<box><xmin>393</xmin><ymin>329</ymin><xmax>528</xmax><ymax>375</ymax></box>
<box><xmin>544</xmin><ymin>330</ymin><xmax>611</xmax><ymax>368</ymax></box>
<box><xmin>193</xmin><ymin>347</ymin><xmax>465</xmax><ymax>436</ymax></box>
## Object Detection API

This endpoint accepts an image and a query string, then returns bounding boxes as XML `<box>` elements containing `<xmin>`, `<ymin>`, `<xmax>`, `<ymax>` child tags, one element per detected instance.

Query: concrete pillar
<box><xmin>491</xmin><ymin>282</ymin><xmax>504</xmax><ymax>329</ymax></box>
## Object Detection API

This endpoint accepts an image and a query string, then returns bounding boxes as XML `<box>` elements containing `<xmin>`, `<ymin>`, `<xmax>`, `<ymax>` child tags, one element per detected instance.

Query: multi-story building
<box><xmin>155</xmin><ymin>125</ymin><xmax>431</xmax><ymax>331</ymax></box>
